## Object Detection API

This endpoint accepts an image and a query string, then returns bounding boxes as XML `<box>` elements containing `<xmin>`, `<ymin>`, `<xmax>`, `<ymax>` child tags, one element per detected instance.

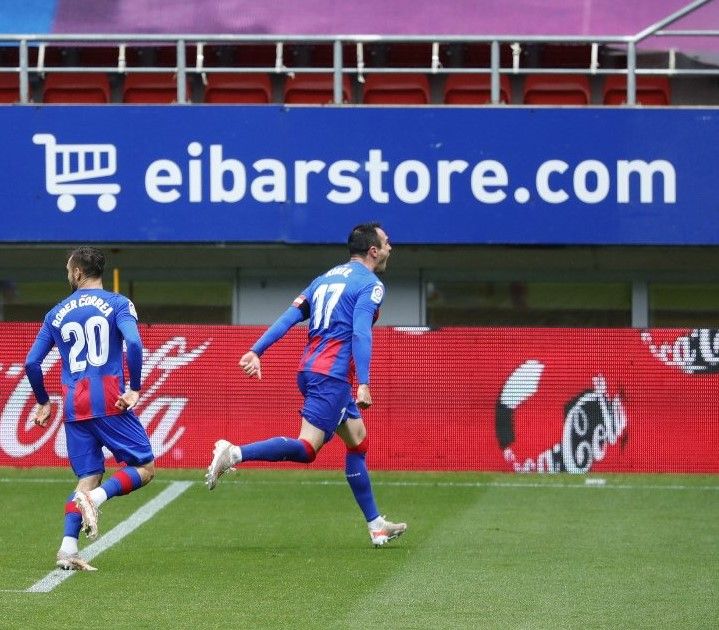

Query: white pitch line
<box><xmin>25</xmin><ymin>481</ymin><xmax>192</xmax><ymax>594</ymax></box>
<box><xmin>252</xmin><ymin>479</ymin><xmax>719</xmax><ymax>491</ymax></box>
<box><xmin>2</xmin><ymin>477</ymin><xmax>718</xmax><ymax>492</ymax></box>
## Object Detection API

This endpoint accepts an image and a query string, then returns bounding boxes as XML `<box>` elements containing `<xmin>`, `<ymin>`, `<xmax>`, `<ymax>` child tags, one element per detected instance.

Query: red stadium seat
<box><xmin>122</xmin><ymin>72</ymin><xmax>189</xmax><ymax>103</ymax></box>
<box><xmin>603</xmin><ymin>75</ymin><xmax>670</xmax><ymax>105</ymax></box>
<box><xmin>362</xmin><ymin>73</ymin><xmax>430</xmax><ymax>104</ymax></box>
<box><xmin>0</xmin><ymin>73</ymin><xmax>20</xmax><ymax>102</ymax></box>
<box><xmin>203</xmin><ymin>72</ymin><xmax>272</xmax><ymax>103</ymax></box>
<box><xmin>283</xmin><ymin>73</ymin><xmax>352</xmax><ymax>104</ymax></box>
<box><xmin>523</xmin><ymin>73</ymin><xmax>591</xmax><ymax>105</ymax></box>
<box><xmin>42</xmin><ymin>73</ymin><xmax>111</xmax><ymax>103</ymax></box>
<box><xmin>443</xmin><ymin>74</ymin><xmax>511</xmax><ymax>104</ymax></box>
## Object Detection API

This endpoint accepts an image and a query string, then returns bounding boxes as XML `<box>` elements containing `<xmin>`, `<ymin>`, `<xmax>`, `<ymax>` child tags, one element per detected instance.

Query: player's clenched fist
<box><xmin>240</xmin><ymin>350</ymin><xmax>262</xmax><ymax>379</ymax></box>
<box><xmin>32</xmin><ymin>401</ymin><xmax>52</xmax><ymax>427</ymax></box>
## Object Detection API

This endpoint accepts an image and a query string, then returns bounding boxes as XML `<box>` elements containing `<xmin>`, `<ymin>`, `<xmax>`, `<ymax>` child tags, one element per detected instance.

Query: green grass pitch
<box><xmin>0</xmin><ymin>467</ymin><xmax>717</xmax><ymax>629</ymax></box>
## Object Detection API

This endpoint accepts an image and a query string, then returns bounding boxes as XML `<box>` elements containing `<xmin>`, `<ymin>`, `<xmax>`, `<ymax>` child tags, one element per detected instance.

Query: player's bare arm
<box><xmin>240</xmin><ymin>350</ymin><xmax>262</xmax><ymax>379</ymax></box>
<box><xmin>32</xmin><ymin>401</ymin><xmax>52</xmax><ymax>427</ymax></box>
<box><xmin>356</xmin><ymin>384</ymin><xmax>372</xmax><ymax>409</ymax></box>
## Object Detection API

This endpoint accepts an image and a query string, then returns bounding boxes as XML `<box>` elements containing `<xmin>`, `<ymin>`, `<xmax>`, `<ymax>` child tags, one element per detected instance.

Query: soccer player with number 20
<box><xmin>25</xmin><ymin>246</ymin><xmax>154</xmax><ymax>571</ymax></box>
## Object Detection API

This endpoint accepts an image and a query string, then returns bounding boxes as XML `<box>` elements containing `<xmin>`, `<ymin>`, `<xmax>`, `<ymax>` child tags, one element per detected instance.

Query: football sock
<box><xmin>367</xmin><ymin>516</ymin><xmax>384</xmax><ymax>530</ymax></box>
<box><xmin>90</xmin><ymin>467</ymin><xmax>143</xmax><ymax>506</ymax></box>
<box><xmin>60</xmin><ymin>535</ymin><xmax>79</xmax><ymax>555</ymax></box>
<box><xmin>345</xmin><ymin>439</ymin><xmax>380</xmax><ymax>522</ymax></box>
<box><xmin>229</xmin><ymin>446</ymin><xmax>243</xmax><ymax>464</ymax></box>
<box><xmin>240</xmin><ymin>437</ymin><xmax>316</xmax><ymax>463</ymax></box>
<box><xmin>89</xmin><ymin>486</ymin><xmax>108</xmax><ymax>507</ymax></box>
<box><xmin>62</xmin><ymin>492</ymin><xmax>83</xmax><ymax>542</ymax></box>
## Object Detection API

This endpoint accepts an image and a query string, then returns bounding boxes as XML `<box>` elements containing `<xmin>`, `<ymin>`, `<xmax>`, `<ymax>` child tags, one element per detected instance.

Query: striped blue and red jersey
<box><xmin>25</xmin><ymin>288</ymin><xmax>143</xmax><ymax>422</ymax></box>
<box><xmin>252</xmin><ymin>260</ymin><xmax>384</xmax><ymax>384</ymax></box>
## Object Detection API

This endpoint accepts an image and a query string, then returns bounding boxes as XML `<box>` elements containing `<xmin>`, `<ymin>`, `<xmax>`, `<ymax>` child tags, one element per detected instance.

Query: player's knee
<box><xmin>347</xmin><ymin>435</ymin><xmax>369</xmax><ymax>455</ymax></box>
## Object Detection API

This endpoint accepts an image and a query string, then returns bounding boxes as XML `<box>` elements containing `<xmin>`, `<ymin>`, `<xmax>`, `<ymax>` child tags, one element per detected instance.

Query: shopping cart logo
<box><xmin>33</xmin><ymin>133</ymin><xmax>121</xmax><ymax>212</ymax></box>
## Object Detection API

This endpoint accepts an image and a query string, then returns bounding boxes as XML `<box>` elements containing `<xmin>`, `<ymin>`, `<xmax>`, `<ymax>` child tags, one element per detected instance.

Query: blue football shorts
<box><xmin>64</xmin><ymin>410</ymin><xmax>155</xmax><ymax>479</ymax></box>
<box><xmin>297</xmin><ymin>371</ymin><xmax>362</xmax><ymax>441</ymax></box>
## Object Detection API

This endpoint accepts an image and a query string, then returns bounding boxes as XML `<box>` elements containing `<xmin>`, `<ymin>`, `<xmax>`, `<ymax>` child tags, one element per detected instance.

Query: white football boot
<box><xmin>56</xmin><ymin>550</ymin><xmax>98</xmax><ymax>571</ymax></box>
<box><xmin>73</xmin><ymin>490</ymin><xmax>99</xmax><ymax>540</ymax></box>
<box><xmin>205</xmin><ymin>439</ymin><xmax>236</xmax><ymax>490</ymax></box>
<box><xmin>369</xmin><ymin>516</ymin><xmax>408</xmax><ymax>547</ymax></box>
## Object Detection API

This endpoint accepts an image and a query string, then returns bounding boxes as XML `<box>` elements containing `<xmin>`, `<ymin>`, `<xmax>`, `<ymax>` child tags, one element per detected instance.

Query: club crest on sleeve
<box><xmin>128</xmin><ymin>300</ymin><xmax>138</xmax><ymax>319</ymax></box>
<box><xmin>371</xmin><ymin>284</ymin><xmax>384</xmax><ymax>304</ymax></box>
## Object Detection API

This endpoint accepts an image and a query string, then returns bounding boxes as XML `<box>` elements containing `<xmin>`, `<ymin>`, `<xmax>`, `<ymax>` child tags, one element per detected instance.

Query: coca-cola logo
<box><xmin>0</xmin><ymin>336</ymin><xmax>210</xmax><ymax>461</ymax></box>
<box><xmin>642</xmin><ymin>329</ymin><xmax>719</xmax><ymax>374</ymax></box>
<box><xmin>495</xmin><ymin>360</ymin><xmax>628</xmax><ymax>473</ymax></box>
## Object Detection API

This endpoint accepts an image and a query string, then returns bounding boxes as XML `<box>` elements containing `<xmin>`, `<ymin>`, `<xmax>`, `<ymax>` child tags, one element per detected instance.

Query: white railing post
<box><xmin>176</xmin><ymin>39</ymin><xmax>187</xmax><ymax>103</ymax></box>
<box><xmin>627</xmin><ymin>41</ymin><xmax>636</xmax><ymax>105</ymax></box>
<box><xmin>490</xmin><ymin>40</ymin><xmax>500</xmax><ymax>104</ymax></box>
<box><xmin>19</xmin><ymin>39</ymin><xmax>29</xmax><ymax>104</ymax></box>
<box><xmin>333</xmin><ymin>39</ymin><xmax>343</xmax><ymax>104</ymax></box>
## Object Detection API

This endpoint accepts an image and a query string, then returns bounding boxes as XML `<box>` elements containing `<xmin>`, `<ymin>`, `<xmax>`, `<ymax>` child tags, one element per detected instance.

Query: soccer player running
<box><xmin>206</xmin><ymin>222</ymin><xmax>407</xmax><ymax>546</ymax></box>
<box><xmin>25</xmin><ymin>246</ymin><xmax>154</xmax><ymax>571</ymax></box>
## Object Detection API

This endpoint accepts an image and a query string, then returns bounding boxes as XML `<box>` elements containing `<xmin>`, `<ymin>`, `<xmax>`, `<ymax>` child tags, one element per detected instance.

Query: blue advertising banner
<box><xmin>0</xmin><ymin>105</ymin><xmax>715</xmax><ymax>244</ymax></box>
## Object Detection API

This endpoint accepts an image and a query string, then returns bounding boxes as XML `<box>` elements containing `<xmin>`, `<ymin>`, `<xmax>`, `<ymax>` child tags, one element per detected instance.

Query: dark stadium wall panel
<box><xmin>1</xmin><ymin>323</ymin><xmax>717</xmax><ymax>473</ymax></box>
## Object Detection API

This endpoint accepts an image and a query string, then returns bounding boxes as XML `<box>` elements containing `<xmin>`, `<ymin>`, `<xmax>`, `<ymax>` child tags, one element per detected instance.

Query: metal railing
<box><xmin>0</xmin><ymin>0</ymin><xmax>714</xmax><ymax>105</ymax></box>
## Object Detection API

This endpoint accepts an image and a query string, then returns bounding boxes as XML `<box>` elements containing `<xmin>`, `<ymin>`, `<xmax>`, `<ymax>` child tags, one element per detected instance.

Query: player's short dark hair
<box><xmin>67</xmin><ymin>246</ymin><xmax>105</xmax><ymax>279</ymax></box>
<box><xmin>348</xmin><ymin>222</ymin><xmax>382</xmax><ymax>256</ymax></box>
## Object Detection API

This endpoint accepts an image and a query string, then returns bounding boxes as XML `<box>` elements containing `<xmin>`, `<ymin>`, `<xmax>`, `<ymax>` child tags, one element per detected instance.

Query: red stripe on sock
<box><xmin>113</xmin><ymin>469</ymin><xmax>135</xmax><ymax>495</ymax></box>
<box><xmin>347</xmin><ymin>436</ymin><xmax>369</xmax><ymax>454</ymax></box>
<box><xmin>65</xmin><ymin>501</ymin><xmax>81</xmax><ymax>515</ymax></box>
<box><xmin>299</xmin><ymin>439</ymin><xmax>317</xmax><ymax>463</ymax></box>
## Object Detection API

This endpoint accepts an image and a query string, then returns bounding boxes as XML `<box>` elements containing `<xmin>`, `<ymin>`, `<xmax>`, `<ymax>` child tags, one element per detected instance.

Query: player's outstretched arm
<box><xmin>241</xmin><ymin>305</ymin><xmax>305</xmax><ymax>378</ymax></box>
<box><xmin>251</xmin><ymin>306</ymin><xmax>305</xmax><ymax>354</ymax></box>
